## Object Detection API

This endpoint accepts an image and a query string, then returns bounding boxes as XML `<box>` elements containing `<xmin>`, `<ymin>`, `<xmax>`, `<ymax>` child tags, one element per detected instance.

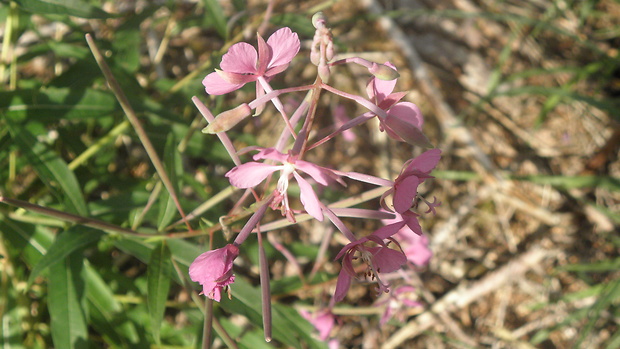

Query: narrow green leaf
<box><xmin>222</xmin><ymin>277</ymin><xmax>325</xmax><ymax>349</ymax></box>
<box><xmin>48</xmin><ymin>252</ymin><xmax>89</xmax><ymax>348</ymax></box>
<box><xmin>157</xmin><ymin>133</ymin><xmax>181</xmax><ymax>231</ymax></box>
<box><xmin>13</xmin><ymin>0</ymin><xmax>111</xmax><ymax>18</ymax></box>
<box><xmin>27</xmin><ymin>227</ymin><xmax>103</xmax><ymax>287</ymax></box>
<box><xmin>561</xmin><ymin>258</ymin><xmax>620</xmax><ymax>273</ymax></box>
<box><xmin>575</xmin><ymin>279</ymin><xmax>620</xmax><ymax>347</ymax></box>
<box><xmin>6</xmin><ymin>118</ymin><xmax>88</xmax><ymax>216</ymax></box>
<box><xmin>0</xmin><ymin>87</ymin><xmax>118</xmax><ymax>121</ymax></box>
<box><xmin>203</xmin><ymin>0</ymin><xmax>227</xmax><ymax>39</ymax></box>
<box><xmin>147</xmin><ymin>241</ymin><xmax>172</xmax><ymax>344</ymax></box>
<box><xmin>86</xmin><ymin>264</ymin><xmax>139</xmax><ymax>346</ymax></box>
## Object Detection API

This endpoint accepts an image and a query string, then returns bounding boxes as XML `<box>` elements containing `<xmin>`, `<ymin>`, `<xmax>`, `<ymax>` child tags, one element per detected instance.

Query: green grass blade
<box><xmin>147</xmin><ymin>241</ymin><xmax>172</xmax><ymax>344</ymax></box>
<box><xmin>27</xmin><ymin>227</ymin><xmax>103</xmax><ymax>287</ymax></box>
<box><xmin>202</xmin><ymin>0</ymin><xmax>227</xmax><ymax>39</ymax></box>
<box><xmin>13</xmin><ymin>0</ymin><xmax>111</xmax><ymax>18</ymax></box>
<box><xmin>6</xmin><ymin>118</ymin><xmax>88</xmax><ymax>216</ymax></box>
<box><xmin>85</xmin><ymin>264</ymin><xmax>140</xmax><ymax>347</ymax></box>
<box><xmin>48</xmin><ymin>252</ymin><xmax>89</xmax><ymax>348</ymax></box>
<box><xmin>0</xmin><ymin>87</ymin><xmax>118</xmax><ymax>121</ymax></box>
<box><xmin>574</xmin><ymin>278</ymin><xmax>620</xmax><ymax>347</ymax></box>
<box><xmin>158</xmin><ymin>134</ymin><xmax>181</xmax><ymax>231</ymax></box>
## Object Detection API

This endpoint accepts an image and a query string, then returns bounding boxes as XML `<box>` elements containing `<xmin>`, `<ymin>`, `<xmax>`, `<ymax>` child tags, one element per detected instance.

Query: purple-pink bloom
<box><xmin>382</xmin><ymin>211</ymin><xmax>432</xmax><ymax>266</ymax></box>
<box><xmin>374</xmin><ymin>285</ymin><xmax>423</xmax><ymax>325</ymax></box>
<box><xmin>366</xmin><ymin>62</ymin><xmax>429</xmax><ymax>146</ymax></box>
<box><xmin>225</xmin><ymin>148</ymin><xmax>344</xmax><ymax>222</ymax></box>
<box><xmin>189</xmin><ymin>244</ymin><xmax>239</xmax><ymax>302</ymax></box>
<box><xmin>333</xmin><ymin>229</ymin><xmax>407</xmax><ymax>303</ymax></box>
<box><xmin>385</xmin><ymin>148</ymin><xmax>442</xmax><ymax>214</ymax></box>
<box><xmin>203</xmin><ymin>27</ymin><xmax>300</xmax><ymax>95</ymax></box>
<box><xmin>299</xmin><ymin>308</ymin><xmax>336</xmax><ymax>341</ymax></box>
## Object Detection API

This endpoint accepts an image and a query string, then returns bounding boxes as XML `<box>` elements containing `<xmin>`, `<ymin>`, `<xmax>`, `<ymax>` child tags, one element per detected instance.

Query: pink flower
<box><xmin>189</xmin><ymin>244</ymin><xmax>239</xmax><ymax>302</ymax></box>
<box><xmin>366</xmin><ymin>62</ymin><xmax>430</xmax><ymax>146</ymax></box>
<box><xmin>203</xmin><ymin>27</ymin><xmax>300</xmax><ymax>95</ymax></box>
<box><xmin>299</xmin><ymin>309</ymin><xmax>336</xmax><ymax>341</ymax></box>
<box><xmin>384</xmin><ymin>148</ymin><xmax>441</xmax><ymax>214</ymax></box>
<box><xmin>374</xmin><ymin>285</ymin><xmax>423</xmax><ymax>325</ymax></box>
<box><xmin>382</xmin><ymin>211</ymin><xmax>432</xmax><ymax>266</ymax></box>
<box><xmin>225</xmin><ymin>148</ymin><xmax>344</xmax><ymax>222</ymax></box>
<box><xmin>333</xmin><ymin>229</ymin><xmax>407</xmax><ymax>303</ymax></box>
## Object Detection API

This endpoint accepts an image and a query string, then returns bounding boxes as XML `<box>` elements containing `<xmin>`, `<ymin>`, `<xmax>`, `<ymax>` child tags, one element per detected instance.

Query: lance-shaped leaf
<box><xmin>147</xmin><ymin>241</ymin><xmax>172</xmax><ymax>344</ymax></box>
<box><xmin>49</xmin><ymin>251</ymin><xmax>89</xmax><ymax>348</ymax></box>
<box><xmin>6</xmin><ymin>118</ymin><xmax>88</xmax><ymax>216</ymax></box>
<box><xmin>27</xmin><ymin>227</ymin><xmax>103</xmax><ymax>287</ymax></box>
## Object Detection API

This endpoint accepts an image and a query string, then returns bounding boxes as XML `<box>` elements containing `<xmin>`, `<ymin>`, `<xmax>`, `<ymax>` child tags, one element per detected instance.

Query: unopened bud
<box><xmin>202</xmin><ymin>104</ymin><xmax>252</xmax><ymax>134</ymax></box>
<box><xmin>312</xmin><ymin>12</ymin><xmax>327</xmax><ymax>29</ymax></box>
<box><xmin>326</xmin><ymin>40</ymin><xmax>334</xmax><ymax>61</ymax></box>
<box><xmin>369</xmin><ymin>63</ymin><xmax>400</xmax><ymax>81</ymax></box>
<box><xmin>318</xmin><ymin>63</ymin><xmax>330</xmax><ymax>82</ymax></box>
<box><xmin>310</xmin><ymin>49</ymin><xmax>320</xmax><ymax>66</ymax></box>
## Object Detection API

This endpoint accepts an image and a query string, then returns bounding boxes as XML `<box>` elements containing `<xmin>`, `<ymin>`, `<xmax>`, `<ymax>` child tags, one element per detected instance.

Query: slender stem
<box><xmin>85</xmin><ymin>34</ymin><xmax>191</xmax><ymax>233</ymax></box>
<box><xmin>0</xmin><ymin>196</ymin><xmax>150</xmax><ymax>237</ymax></box>
<box><xmin>257</xmin><ymin>76</ymin><xmax>297</xmax><ymax>139</ymax></box>
<box><xmin>292</xmin><ymin>78</ymin><xmax>323</xmax><ymax>156</ymax></box>
<box><xmin>170</xmin><ymin>185</ymin><xmax>237</xmax><ymax>227</ymax></box>
<box><xmin>323</xmin><ymin>205</ymin><xmax>358</xmax><ymax>242</ymax></box>
<box><xmin>257</xmin><ymin>231</ymin><xmax>272</xmax><ymax>342</ymax></box>
<box><xmin>202</xmin><ymin>299</ymin><xmax>214</xmax><ymax>349</ymax></box>
<box><xmin>321</xmin><ymin>83</ymin><xmax>388</xmax><ymax>119</ymax></box>
<box><xmin>233</xmin><ymin>196</ymin><xmax>273</xmax><ymax>246</ymax></box>
<box><xmin>192</xmin><ymin>96</ymin><xmax>241</xmax><ymax>166</ymax></box>
<box><xmin>307</xmin><ymin>113</ymin><xmax>374</xmax><ymax>151</ymax></box>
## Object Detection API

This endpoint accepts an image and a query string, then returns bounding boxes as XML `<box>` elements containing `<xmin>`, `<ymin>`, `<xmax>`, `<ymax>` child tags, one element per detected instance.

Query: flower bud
<box><xmin>369</xmin><ymin>63</ymin><xmax>400</xmax><ymax>81</ymax></box>
<box><xmin>326</xmin><ymin>40</ymin><xmax>334</xmax><ymax>61</ymax></box>
<box><xmin>318</xmin><ymin>63</ymin><xmax>331</xmax><ymax>83</ymax></box>
<box><xmin>312</xmin><ymin>12</ymin><xmax>327</xmax><ymax>29</ymax></box>
<box><xmin>202</xmin><ymin>103</ymin><xmax>252</xmax><ymax>134</ymax></box>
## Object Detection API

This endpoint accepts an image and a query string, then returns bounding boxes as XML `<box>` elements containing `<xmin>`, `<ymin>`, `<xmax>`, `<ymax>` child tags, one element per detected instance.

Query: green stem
<box><xmin>0</xmin><ymin>196</ymin><xmax>150</xmax><ymax>237</ymax></box>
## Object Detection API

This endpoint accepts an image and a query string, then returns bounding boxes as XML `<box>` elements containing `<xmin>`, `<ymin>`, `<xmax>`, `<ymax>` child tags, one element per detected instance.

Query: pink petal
<box><xmin>402</xmin><ymin>212</ymin><xmax>423</xmax><ymax>235</ymax></box>
<box><xmin>406</xmin><ymin>236</ymin><xmax>432</xmax><ymax>266</ymax></box>
<box><xmin>225</xmin><ymin>162</ymin><xmax>282</xmax><ymax>188</ymax></box>
<box><xmin>333</xmin><ymin>267</ymin><xmax>352</xmax><ymax>303</ymax></box>
<box><xmin>388</xmin><ymin>102</ymin><xmax>423</xmax><ymax>129</ymax></box>
<box><xmin>264</xmin><ymin>63</ymin><xmax>290</xmax><ymax>78</ymax></box>
<box><xmin>300</xmin><ymin>310</ymin><xmax>335</xmax><ymax>341</ymax></box>
<box><xmin>369</xmin><ymin>247</ymin><xmax>407</xmax><ymax>273</ymax></box>
<box><xmin>256</xmin><ymin>33</ymin><xmax>272</xmax><ymax>74</ymax></box>
<box><xmin>266</xmin><ymin>27</ymin><xmax>300</xmax><ymax>68</ymax></box>
<box><xmin>384</xmin><ymin>111</ymin><xmax>432</xmax><ymax>147</ymax></box>
<box><xmin>378</xmin><ymin>91</ymin><xmax>408</xmax><ymax>111</ymax></box>
<box><xmin>407</xmin><ymin>148</ymin><xmax>442</xmax><ymax>173</ymax></box>
<box><xmin>220</xmin><ymin>42</ymin><xmax>258</xmax><ymax>74</ymax></box>
<box><xmin>295</xmin><ymin>160</ymin><xmax>336</xmax><ymax>186</ymax></box>
<box><xmin>293</xmin><ymin>172</ymin><xmax>323</xmax><ymax>221</ymax></box>
<box><xmin>189</xmin><ymin>244</ymin><xmax>239</xmax><ymax>301</ymax></box>
<box><xmin>203</xmin><ymin>72</ymin><xmax>245</xmax><ymax>95</ymax></box>
<box><xmin>252</xmin><ymin>147</ymin><xmax>288</xmax><ymax>163</ymax></box>
<box><xmin>366</xmin><ymin>62</ymin><xmax>397</xmax><ymax>103</ymax></box>
<box><xmin>373</xmin><ymin>221</ymin><xmax>405</xmax><ymax>240</ymax></box>
<box><xmin>393</xmin><ymin>175</ymin><xmax>419</xmax><ymax>213</ymax></box>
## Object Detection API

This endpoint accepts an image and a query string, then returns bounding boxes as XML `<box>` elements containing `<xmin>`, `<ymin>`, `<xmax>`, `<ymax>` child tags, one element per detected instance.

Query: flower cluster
<box><xmin>190</xmin><ymin>14</ymin><xmax>440</xmax><ymax>341</ymax></box>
